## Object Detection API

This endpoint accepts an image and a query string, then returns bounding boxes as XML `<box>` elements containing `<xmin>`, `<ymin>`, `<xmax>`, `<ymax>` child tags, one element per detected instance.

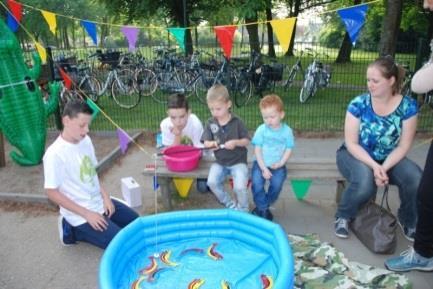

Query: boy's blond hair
<box><xmin>259</xmin><ymin>94</ymin><xmax>284</xmax><ymax>112</ymax></box>
<box><xmin>206</xmin><ymin>84</ymin><xmax>230</xmax><ymax>103</ymax></box>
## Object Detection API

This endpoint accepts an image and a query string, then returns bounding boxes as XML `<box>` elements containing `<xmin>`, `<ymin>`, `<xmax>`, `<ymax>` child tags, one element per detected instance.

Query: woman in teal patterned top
<box><xmin>334</xmin><ymin>56</ymin><xmax>422</xmax><ymax>240</ymax></box>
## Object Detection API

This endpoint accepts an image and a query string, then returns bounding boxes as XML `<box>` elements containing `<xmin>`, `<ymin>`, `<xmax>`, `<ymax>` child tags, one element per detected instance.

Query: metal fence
<box><xmin>34</xmin><ymin>40</ymin><xmax>433</xmax><ymax>134</ymax></box>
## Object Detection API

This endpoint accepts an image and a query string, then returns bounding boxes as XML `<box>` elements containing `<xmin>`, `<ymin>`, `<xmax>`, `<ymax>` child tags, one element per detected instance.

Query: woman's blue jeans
<box><xmin>73</xmin><ymin>198</ymin><xmax>139</xmax><ymax>249</ymax></box>
<box><xmin>251</xmin><ymin>161</ymin><xmax>287</xmax><ymax>211</ymax></box>
<box><xmin>335</xmin><ymin>145</ymin><xmax>422</xmax><ymax>228</ymax></box>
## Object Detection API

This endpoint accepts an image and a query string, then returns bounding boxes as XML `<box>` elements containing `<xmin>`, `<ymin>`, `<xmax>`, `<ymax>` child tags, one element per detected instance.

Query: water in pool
<box><xmin>118</xmin><ymin>237</ymin><xmax>277</xmax><ymax>289</ymax></box>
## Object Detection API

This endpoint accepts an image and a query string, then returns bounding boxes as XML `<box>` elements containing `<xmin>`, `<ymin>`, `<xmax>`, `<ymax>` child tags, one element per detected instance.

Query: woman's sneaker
<box><xmin>224</xmin><ymin>200</ymin><xmax>237</xmax><ymax>209</ymax></box>
<box><xmin>385</xmin><ymin>247</ymin><xmax>433</xmax><ymax>272</ymax></box>
<box><xmin>398</xmin><ymin>221</ymin><xmax>416</xmax><ymax>242</ymax></box>
<box><xmin>335</xmin><ymin>217</ymin><xmax>349</xmax><ymax>238</ymax></box>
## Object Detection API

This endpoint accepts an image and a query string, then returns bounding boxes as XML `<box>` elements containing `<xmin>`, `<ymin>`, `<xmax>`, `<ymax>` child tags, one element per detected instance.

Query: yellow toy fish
<box><xmin>207</xmin><ymin>243</ymin><xmax>223</xmax><ymax>260</ymax></box>
<box><xmin>188</xmin><ymin>278</ymin><xmax>205</xmax><ymax>289</ymax></box>
<box><xmin>160</xmin><ymin>250</ymin><xmax>179</xmax><ymax>266</ymax></box>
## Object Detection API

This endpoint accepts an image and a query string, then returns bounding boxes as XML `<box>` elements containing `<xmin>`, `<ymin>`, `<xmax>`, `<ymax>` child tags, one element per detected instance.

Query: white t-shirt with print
<box><xmin>43</xmin><ymin>135</ymin><xmax>104</xmax><ymax>226</ymax></box>
<box><xmin>160</xmin><ymin>113</ymin><xmax>204</xmax><ymax>147</ymax></box>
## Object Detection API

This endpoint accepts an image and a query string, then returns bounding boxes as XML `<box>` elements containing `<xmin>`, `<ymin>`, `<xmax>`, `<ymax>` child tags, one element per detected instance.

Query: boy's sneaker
<box><xmin>224</xmin><ymin>200</ymin><xmax>237</xmax><ymax>209</ymax></box>
<box><xmin>385</xmin><ymin>247</ymin><xmax>433</xmax><ymax>272</ymax></box>
<box><xmin>398</xmin><ymin>221</ymin><xmax>416</xmax><ymax>242</ymax></box>
<box><xmin>263</xmin><ymin>209</ymin><xmax>273</xmax><ymax>221</ymax></box>
<box><xmin>57</xmin><ymin>216</ymin><xmax>76</xmax><ymax>246</ymax></box>
<box><xmin>335</xmin><ymin>217</ymin><xmax>349</xmax><ymax>238</ymax></box>
<box><xmin>251</xmin><ymin>207</ymin><xmax>264</xmax><ymax>217</ymax></box>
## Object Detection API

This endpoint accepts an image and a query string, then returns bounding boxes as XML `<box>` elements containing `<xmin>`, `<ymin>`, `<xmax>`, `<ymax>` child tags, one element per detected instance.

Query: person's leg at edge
<box><xmin>207</xmin><ymin>163</ymin><xmax>232</xmax><ymax>206</ymax></box>
<box><xmin>196</xmin><ymin>178</ymin><xmax>210</xmax><ymax>193</ymax></box>
<box><xmin>267</xmin><ymin>166</ymin><xmax>287</xmax><ymax>205</ymax></box>
<box><xmin>251</xmin><ymin>161</ymin><xmax>268</xmax><ymax>214</ymax></box>
<box><xmin>230</xmin><ymin>163</ymin><xmax>249</xmax><ymax>211</ymax></box>
<box><xmin>385</xmin><ymin>142</ymin><xmax>433</xmax><ymax>272</ymax></box>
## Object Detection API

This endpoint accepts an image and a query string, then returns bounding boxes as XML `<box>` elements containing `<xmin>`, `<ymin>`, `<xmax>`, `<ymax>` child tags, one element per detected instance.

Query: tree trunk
<box><xmin>335</xmin><ymin>33</ymin><xmax>353</xmax><ymax>63</ymax></box>
<box><xmin>285</xmin><ymin>0</ymin><xmax>301</xmax><ymax>57</ymax></box>
<box><xmin>245</xmin><ymin>15</ymin><xmax>260</xmax><ymax>53</ymax></box>
<box><xmin>379</xmin><ymin>0</ymin><xmax>403</xmax><ymax>57</ymax></box>
<box><xmin>266</xmin><ymin>2</ymin><xmax>276</xmax><ymax>58</ymax></box>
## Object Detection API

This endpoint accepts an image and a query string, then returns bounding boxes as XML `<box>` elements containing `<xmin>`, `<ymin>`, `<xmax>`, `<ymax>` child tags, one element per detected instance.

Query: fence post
<box><xmin>0</xmin><ymin>131</ymin><xmax>5</xmax><ymax>167</ymax></box>
<box><xmin>415</xmin><ymin>38</ymin><xmax>430</xmax><ymax>71</ymax></box>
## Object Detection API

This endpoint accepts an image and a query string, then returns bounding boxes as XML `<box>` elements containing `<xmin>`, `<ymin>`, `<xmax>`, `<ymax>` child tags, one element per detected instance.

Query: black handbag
<box><xmin>350</xmin><ymin>185</ymin><xmax>397</xmax><ymax>254</ymax></box>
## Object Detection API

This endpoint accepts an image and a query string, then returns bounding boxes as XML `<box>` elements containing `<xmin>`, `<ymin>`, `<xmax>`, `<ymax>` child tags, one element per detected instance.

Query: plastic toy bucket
<box><xmin>163</xmin><ymin>145</ymin><xmax>202</xmax><ymax>172</ymax></box>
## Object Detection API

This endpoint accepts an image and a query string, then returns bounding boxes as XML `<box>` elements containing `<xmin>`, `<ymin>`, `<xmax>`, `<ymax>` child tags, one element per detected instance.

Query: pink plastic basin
<box><xmin>163</xmin><ymin>145</ymin><xmax>202</xmax><ymax>172</ymax></box>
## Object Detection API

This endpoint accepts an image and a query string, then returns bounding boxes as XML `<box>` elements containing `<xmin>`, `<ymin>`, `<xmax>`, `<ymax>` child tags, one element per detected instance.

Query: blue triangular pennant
<box><xmin>153</xmin><ymin>176</ymin><xmax>159</xmax><ymax>191</ymax></box>
<box><xmin>337</xmin><ymin>4</ymin><xmax>368</xmax><ymax>46</ymax></box>
<box><xmin>7</xmin><ymin>13</ymin><xmax>19</xmax><ymax>32</ymax></box>
<box><xmin>80</xmin><ymin>20</ymin><xmax>98</xmax><ymax>45</ymax></box>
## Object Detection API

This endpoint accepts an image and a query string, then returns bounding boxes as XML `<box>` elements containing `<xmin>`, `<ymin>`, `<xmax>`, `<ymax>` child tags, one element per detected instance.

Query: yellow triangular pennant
<box><xmin>270</xmin><ymin>17</ymin><xmax>297</xmax><ymax>53</ymax></box>
<box><xmin>173</xmin><ymin>178</ymin><xmax>193</xmax><ymax>198</ymax></box>
<box><xmin>35</xmin><ymin>42</ymin><xmax>47</xmax><ymax>64</ymax></box>
<box><xmin>41</xmin><ymin>10</ymin><xmax>57</xmax><ymax>35</ymax></box>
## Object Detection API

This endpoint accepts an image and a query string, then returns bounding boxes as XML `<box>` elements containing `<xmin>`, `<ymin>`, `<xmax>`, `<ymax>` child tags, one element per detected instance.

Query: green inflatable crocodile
<box><xmin>0</xmin><ymin>20</ymin><xmax>60</xmax><ymax>166</ymax></box>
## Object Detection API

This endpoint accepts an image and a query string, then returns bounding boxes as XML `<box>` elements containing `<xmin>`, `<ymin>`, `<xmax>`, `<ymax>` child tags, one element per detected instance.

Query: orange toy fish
<box><xmin>207</xmin><ymin>243</ymin><xmax>223</xmax><ymax>260</ymax></box>
<box><xmin>188</xmin><ymin>278</ymin><xmax>205</xmax><ymax>289</ymax></box>
<box><xmin>160</xmin><ymin>250</ymin><xmax>179</xmax><ymax>266</ymax></box>
<box><xmin>221</xmin><ymin>280</ymin><xmax>231</xmax><ymax>289</ymax></box>
<box><xmin>260</xmin><ymin>274</ymin><xmax>273</xmax><ymax>289</ymax></box>
<box><xmin>131</xmin><ymin>276</ymin><xmax>146</xmax><ymax>289</ymax></box>
<box><xmin>139</xmin><ymin>256</ymin><xmax>157</xmax><ymax>275</ymax></box>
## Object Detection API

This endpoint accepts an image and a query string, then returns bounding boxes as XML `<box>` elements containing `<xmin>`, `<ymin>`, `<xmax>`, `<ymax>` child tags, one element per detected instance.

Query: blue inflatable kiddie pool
<box><xmin>99</xmin><ymin>209</ymin><xmax>294</xmax><ymax>289</ymax></box>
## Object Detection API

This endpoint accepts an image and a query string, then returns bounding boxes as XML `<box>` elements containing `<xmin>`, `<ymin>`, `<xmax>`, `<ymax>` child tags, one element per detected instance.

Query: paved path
<box><xmin>1</xmin><ymin>137</ymin><xmax>432</xmax><ymax>289</ymax></box>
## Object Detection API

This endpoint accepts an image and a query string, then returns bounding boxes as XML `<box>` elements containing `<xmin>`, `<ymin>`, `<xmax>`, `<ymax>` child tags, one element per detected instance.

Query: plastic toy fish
<box><xmin>221</xmin><ymin>280</ymin><xmax>231</xmax><ymax>289</ymax></box>
<box><xmin>260</xmin><ymin>274</ymin><xmax>273</xmax><ymax>289</ymax></box>
<box><xmin>188</xmin><ymin>278</ymin><xmax>205</xmax><ymax>289</ymax></box>
<box><xmin>0</xmin><ymin>19</ymin><xmax>59</xmax><ymax>165</ymax></box>
<box><xmin>160</xmin><ymin>250</ymin><xmax>178</xmax><ymax>266</ymax></box>
<box><xmin>139</xmin><ymin>256</ymin><xmax>157</xmax><ymax>275</ymax></box>
<box><xmin>147</xmin><ymin>267</ymin><xmax>169</xmax><ymax>283</ymax></box>
<box><xmin>207</xmin><ymin>243</ymin><xmax>223</xmax><ymax>260</ymax></box>
<box><xmin>180</xmin><ymin>248</ymin><xmax>204</xmax><ymax>256</ymax></box>
<box><xmin>131</xmin><ymin>276</ymin><xmax>146</xmax><ymax>289</ymax></box>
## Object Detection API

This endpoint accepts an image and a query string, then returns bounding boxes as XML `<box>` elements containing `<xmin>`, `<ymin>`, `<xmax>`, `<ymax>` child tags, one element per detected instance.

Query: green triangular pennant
<box><xmin>291</xmin><ymin>179</ymin><xmax>312</xmax><ymax>200</ymax></box>
<box><xmin>167</xmin><ymin>27</ymin><xmax>186</xmax><ymax>52</ymax></box>
<box><xmin>86</xmin><ymin>98</ymin><xmax>100</xmax><ymax>120</ymax></box>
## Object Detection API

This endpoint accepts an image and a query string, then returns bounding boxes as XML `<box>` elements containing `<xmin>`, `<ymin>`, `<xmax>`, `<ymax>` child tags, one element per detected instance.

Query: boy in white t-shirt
<box><xmin>160</xmin><ymin>93</ymin><xmax>209</xmax><ymax>193</ymax></box>
<box><xmin>43</xmin><ymin>100</ymin><xmax>138</xmax><ymax>249</ymax></box>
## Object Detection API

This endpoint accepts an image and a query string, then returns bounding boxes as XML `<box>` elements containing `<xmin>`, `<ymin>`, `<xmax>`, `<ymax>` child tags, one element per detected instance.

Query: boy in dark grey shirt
<box><xmin>202</xmin><ymin>84</ymin><xmax>250</xmax><ymax>211</ymax></box>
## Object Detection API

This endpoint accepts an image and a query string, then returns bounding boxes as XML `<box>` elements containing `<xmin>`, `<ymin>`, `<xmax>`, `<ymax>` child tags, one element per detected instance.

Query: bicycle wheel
<box><xmin>112</xmin><ymin>69</ymin><xmax>140</xmax><ymax>109</ymax></box>
<box><xmin>194</xmin><ymin>75</ymin><xmax>214</xmax><ymax>104</ymax></box>
<box><xmin>234</xmin><ymin>71</ymin><xmax>253</xmax><ymax>107</ymax></box>
<box><xmin>78</xmin><ymin>77</ymin><xmax>100</xmax><ymax>102</ymax></box>
<box><xmin>299</xmin><ymin>74</ymin><xmax>316</xmax><ymax>103</ymax></box>
<box><xmin>134</xmin><ymin>68</ymin><xmax>157</xmax><ymax>96</ymax></box>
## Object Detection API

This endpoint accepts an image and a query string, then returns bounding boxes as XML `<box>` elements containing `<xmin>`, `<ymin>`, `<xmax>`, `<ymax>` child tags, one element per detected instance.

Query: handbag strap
<box><xmin>379</xmin><ymin>184</ymin><xmax>391</xmax><ymax>211</ymax></box>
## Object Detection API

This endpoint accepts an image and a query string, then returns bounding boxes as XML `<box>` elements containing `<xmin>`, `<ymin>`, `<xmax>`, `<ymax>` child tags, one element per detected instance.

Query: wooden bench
<box><xmin>143</xmin><ymin>157</ymin><xmax>346</xmax><ymax>210</ymax></box>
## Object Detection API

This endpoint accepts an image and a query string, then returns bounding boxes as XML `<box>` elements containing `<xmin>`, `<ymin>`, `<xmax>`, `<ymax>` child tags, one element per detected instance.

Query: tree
<box><xmin>378</xmin><ymin>0</ymin><xmax>403</xmax><ymax>57</ymax></box>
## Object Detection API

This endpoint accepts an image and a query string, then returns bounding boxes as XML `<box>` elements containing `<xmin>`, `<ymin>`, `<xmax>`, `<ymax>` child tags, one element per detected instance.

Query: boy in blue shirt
<box><xmin>251</xmin><ymin>94</ymin><xmax>294</xmax><ymax>220</ymax></box>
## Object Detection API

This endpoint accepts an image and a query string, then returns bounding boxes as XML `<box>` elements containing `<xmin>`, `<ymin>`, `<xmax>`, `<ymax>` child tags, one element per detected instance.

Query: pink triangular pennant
<box><xmin>121</xmin><ymin>26</ymin><xmax>139</xmax><ymax>52</ymax></box>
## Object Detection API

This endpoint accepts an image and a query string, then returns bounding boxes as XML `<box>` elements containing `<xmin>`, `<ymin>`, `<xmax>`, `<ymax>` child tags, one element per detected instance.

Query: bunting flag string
<box><xmin>121</xmin><ymin>26</ymin><xmax>139</xmax><ymax>52</ymax></box>
<box><xmin>167</xmin><ymin>27</ymin><xmax>186</xmax><ymax>52</ymax></box>
<box><xmin>41</xmin><ymin>10</ymin><xmax>57</xmax><ymax>35</ymax></box>
<box><xmin>337</xmin><ymin>4</ymin><xmax>369</xmax><ymax>46</ymax></box>
<box><xmin>80</xmin><ymin>20</ymin><xmax>98</xmax><ymax>46</ymax></box>
<box><xmin>270</xmin><ymin>18</ymin><xmax>297</xmax><ymax>53</ymax></box>
<box><xmin>7</xmin><ymin>0</ymin><xmax>22</xmax><ymax>32</ymax></box>
<box><xmin>214</xmin><ymin>25</ymin><xmax>237</xmax><ymax>59</ymax></box>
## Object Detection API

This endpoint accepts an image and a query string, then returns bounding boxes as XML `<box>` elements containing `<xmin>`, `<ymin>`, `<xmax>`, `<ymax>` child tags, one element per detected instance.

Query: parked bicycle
<box><xmin>283</xmin><ymin>51</ymin><xmax>304</xmax><ymax>90</ymax></box>
<box><xmin>299</xmin><ymin>49</ymin><xmax>331</xmax><ymax>103</ymax></box>
<box><xmin>400</xmin><ymin>60</ymin><xmax>433</xmax><ymax>110</ymax></box>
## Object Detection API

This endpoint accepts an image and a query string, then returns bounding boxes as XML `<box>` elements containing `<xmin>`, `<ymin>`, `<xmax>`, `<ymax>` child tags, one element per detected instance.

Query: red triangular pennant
<box><xmin>8</xmin><ymin>0</ymin><xmax>23</xmax><ymax>22</ymax></box>
<box><xmin>58</xmin><ymin>67</ymin><xmax>72</xmax><ymax>90</ymax></box>
<box><xmin>214</xmin><ymin>25</ymin><xmax>237</xmax><ymax>59</ymax></box>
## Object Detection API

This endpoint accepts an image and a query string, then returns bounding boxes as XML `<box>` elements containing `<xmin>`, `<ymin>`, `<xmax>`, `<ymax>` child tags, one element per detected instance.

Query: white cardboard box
<box><xmin>121</xmin><ymin>177</ymin><xmax>142</xmax><ymax>207</ymax></box>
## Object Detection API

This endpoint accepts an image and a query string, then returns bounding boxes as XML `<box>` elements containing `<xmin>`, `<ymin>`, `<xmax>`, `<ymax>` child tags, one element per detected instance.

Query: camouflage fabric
<box><xmin>288</xmin><ymin>234</ymin><xmax>412</xmax><ymax>289</ymax></box>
